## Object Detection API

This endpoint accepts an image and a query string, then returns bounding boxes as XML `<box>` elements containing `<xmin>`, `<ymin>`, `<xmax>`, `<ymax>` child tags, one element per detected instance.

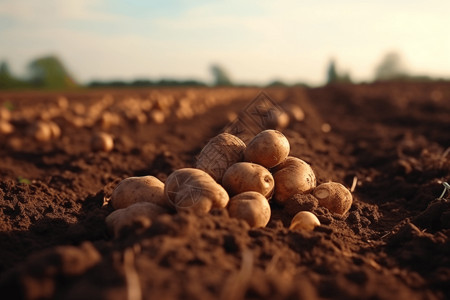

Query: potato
<box><xmin>57</xmin><ymin>96</ymin><xmax>69</xmax><ymax>110</ymax></box>
<box><xmin>227</xmin><ymin>191</ymin><xmax>271</xmax><ymax>228</ymax></box>
<box><xmin>91</xmin><ymin>132</ymin><xmax>114</xmax><ymax>152</ymax></box>
<box><xmin>282</xmin><ymin>103</ymin><xmax>305</xmax><ymax>122</ymax></box>
<box><xmin>222</xmin><ymin>162</ymin><xmax>274</xmax><ymax>198</ymax></box>
<box><xmin>265</xmin><ymin>110</ymin><xmax>290</xmax><ymax>130</ymax></box>
<box><xmin>244</xmin><ymin>129</ymin><xmax>290</xmax><ymax>168</ymax></box>
<box><xmin>0</xmin><ymin>107</ymin><xmax>11</xmax><ymax>121</ymax></box>
<box><xmin>273</xmin><ymin>156</ymin><xmax>316</xmax><ymax>204</ymax></box>
<box><xmin>196</xmin><ymin>133</ymin><xmax>246</xmax><ymax>182</ymax></box>
<box><xmin>48</xmin><ymin>121</ymin><xmax>61</xmax><ymax>139</ymax></box>
<box><xmin>100</xmin><ymin>112</ymin><xmax>121</xmax><ymax>129</ymax></box>
<box><xmin>149</xmin><ymin>109</ymin><xmax>165</xmax><ymax>124</ymax></box>
<box><xmin>312</xmin><ymin>182</ymin><xmax>352</xmax><ymax>215</ymax></box>
<box><xmin>29</xmin><ymin>120</ymin><xmax>52</xmax><ymax>142</ymax></box>
<box><xmin>289</xmin><ymin>211</ymin><xmax>320</xmax><ymax>231</ymax></box>
<box><xmin>105</xmin><ymin>202</ymin><xmax>167</xmax><ymax>237</ymax></box>
<box><xmin>0</xmin><ymin>120</ymin><xmax>14</xmax><ymax>135</ymax></box>
<box><xmin>164</xmin><ymin>168</ymin><xmax>229</xmax><ymax>213</ymax></box>
<box><xmin>110</xmin><ymin>176</ymin><xmax>168</xmax><ymax>210</ymax></box>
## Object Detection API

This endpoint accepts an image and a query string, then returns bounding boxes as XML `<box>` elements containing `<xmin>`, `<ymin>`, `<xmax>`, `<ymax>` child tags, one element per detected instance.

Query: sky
<box><xmin>1</xmin><ymin>0</ymin><xmax>449</xmax><ymax>86</ymax></box>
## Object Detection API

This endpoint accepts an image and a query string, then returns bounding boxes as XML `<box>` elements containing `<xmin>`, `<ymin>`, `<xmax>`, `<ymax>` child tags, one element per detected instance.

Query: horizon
<box><xmin>1</xmin><ymin>0</ymin><xmax>450</xmax><ymax>86</ymax></box>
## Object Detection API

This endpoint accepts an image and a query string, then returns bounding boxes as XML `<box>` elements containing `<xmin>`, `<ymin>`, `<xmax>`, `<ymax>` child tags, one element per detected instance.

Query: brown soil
<box><xmin>0</xmin><ymin>83</ymin><xmax>449</xmax><ymax>300</ymax></box>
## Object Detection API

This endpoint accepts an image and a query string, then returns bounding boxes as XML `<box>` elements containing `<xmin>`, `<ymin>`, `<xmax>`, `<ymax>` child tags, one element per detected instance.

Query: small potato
<box><xmin>0</xmin><ymin>120</ymin><xmax>14</xmax><ymax>135</ymax></box>
<box><xmin>282</xmin><ymin>103</ymin><xmax>305</xmax><ymax>122</ymax></box>
<box><xmin>289</xmin><ymin>211</ymin><xmax>320</xmax><ymax>231</ymax></box>
<box><xmin>313</xmin><ymin>182</ymin><xmax>352</xmax><ymax>215</ymax></box>
<box><xmin>0</xmin><ymin>107</ymin><xmax>11</xmax><ymax>121</ymax></box>
<box><xmin>149</xmin><ymin>109</ymin><xmax>165</xmax><ymax>124</ymax></box>
<box><xmin>222</xmin><ymin>162</ymin><xmax>274</xmax><ymax>198</ymax></box>
<box><xmin>91</xmin><ymin>132</ymin><xmax>114</xmax><ymax>152</ymax></box>
<box><xmin>265</xmin><ymin>110</ymin><xmax>290</xmax><ymax>130</ymax></box>
<box><xmin>111</xmin><ymin>176</ymin><xmax>168</xmax><ymax>210</ymax></box>
<box><xmin>273</xmin><ymin>156</ymin><xmax>316</xmax><ymax>204</ymax></box>
<box><xmin>196</xmin><ymin>133</ymin><xmax>246</xmax><ymax>182</ymax></box>
<box><xmin>57</xmin><ymin>96</ymin><xmax>69</xmax><ymax>110</ymax></box>
<box><xmin>164</xmin><ymin>168</ymin><xmax>229</xmax><ymax>213</ymax></box>
<box><xmin>227</xmin><ymin>191</ymin><xmax>271</xmax><ymax>228</ymax></box>
<box><xmin>244</xmin><ymin>129</ymin><xmax>290</xmax><ymax>168</ymax></box>
<box><xmin>48</xmin><ymin>121</ymin><xmax>61</xmax><ymax>139</ymax></box>
<box><xmin>100</xmin><ymin>112</ymin><xmax>121</xmax><ymax>129</ymax></box>
<box><xmin>105</xmin><ymin>202</ymin><xmax>167</xmax><ymax>237</ymax></box>
<box><xmin>29</xmin><ymin>120</ymin><xmax>52</xmax><ymax>142</ymax></box>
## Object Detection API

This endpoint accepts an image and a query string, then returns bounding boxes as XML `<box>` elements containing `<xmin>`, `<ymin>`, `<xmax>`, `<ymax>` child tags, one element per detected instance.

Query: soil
<box><xmin>0</xmin><ymin>83</ymin><xmax>449</xmax><ymax>300</ymax></box>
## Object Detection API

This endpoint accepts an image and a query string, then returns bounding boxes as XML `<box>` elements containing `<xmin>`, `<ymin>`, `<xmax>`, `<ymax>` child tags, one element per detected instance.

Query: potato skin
<box><xmin>273</xmin><ymin>156</ymin><xmax>316</xmax><ymax>204</ymax></box>
<box><xmin>222</xmin><ymin>162</ymin><xmax>274</xmax><ymax>198</ymax></box>
<box><xmin>164</xmin><ymin>168</ymin><xmax>229</xmax><ymax>213</ymax></box>
<box><xmin>313</xmin><ymin>182</ymin><xmax>352</xmax><ymax>215</ymax></box>
<box><xmin>111</xmin><ymin>176</ymin><xmax>168</xmax><ymax>210</ymax></box>
<box><xmin>244</xmin><ymin>130</ymin><xmax>290</xmax><ymax>169</ymax></box>
<box><xmin>289</xmin><ymin>211</ymin><xmax>320</xmax><ymax>231</ymax></box>
<box><xmin>196</xmin><ymin>133</ymin><xmax>246</xmax><ymax>182</ymax></box>
<box><xmin>106</xmin><ymin>202</ymin><xmax>167</xmax><ymax>237</ymax></box>
<box><xmin>227</xmin><ymin>191</ymin><xmax>271</xmax><ymax>228</ymax></box>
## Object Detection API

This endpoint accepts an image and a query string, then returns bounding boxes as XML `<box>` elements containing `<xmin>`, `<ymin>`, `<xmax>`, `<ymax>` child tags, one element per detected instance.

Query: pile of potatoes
<box><xmin>105</xmin><ymin>129</ymin><xmax>353</xmax><ymax>237</ymax></box>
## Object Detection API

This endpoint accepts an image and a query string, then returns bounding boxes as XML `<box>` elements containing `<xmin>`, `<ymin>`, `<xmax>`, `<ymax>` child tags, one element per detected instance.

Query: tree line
<box><xmin>0</xmin><ymin>53</ymin><xmax>446</xmax><ymax>90</ymax></box>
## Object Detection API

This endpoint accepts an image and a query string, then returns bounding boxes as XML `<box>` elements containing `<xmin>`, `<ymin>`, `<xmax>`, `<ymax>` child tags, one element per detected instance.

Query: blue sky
<box><xmin>1</xmin><ymin>0</ymin><xmax>449</xmax><ymax>85</ymax></box>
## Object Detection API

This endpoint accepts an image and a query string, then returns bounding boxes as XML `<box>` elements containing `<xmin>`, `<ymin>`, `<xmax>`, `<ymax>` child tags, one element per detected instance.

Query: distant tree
<box><xmin>0</xmin><ymin>61</ymin><xmax>10</xmax><ymax>76</ymax></box>
<box><xmin>28</xmin><ymin>55</ymin><xmax>78</xmax><ymax>89</ymax></box>
<box><xmin>0</xmin><ymin>61</ymin><xmax>14</xmax><ymax>87</ymax></box>
<box><xmin>0</xmin><ymin>61</ymin><xmax>26</xmax><ymax>89</ymax></box>
<box><xmin>87</xmin><ymin>78</ymin><xmax>207</xmax><ymax>88</ymax></box>
<box><xmin>374</xmin><ymin>51</ymin><xmax>408</xmax><ymax>81</ymax></box>
<box><xmin>266</xmin><ymin>80</ymin><xmax>288</xmax><ymax>87</ymax></box>
<box><xmin>326</xmin><ymin>59</ymin><xmax>338</xmax><ymax>84</ymax></box>
<box><xmin>131</xmin><ymin>79</ymin><xmax>154</xmax><ymax>87</ymax></box>
<box><xmin>326</xmin><ymin>59</ymin><xmax>352</xmax><ymax>84</ymax></box>
<box><xmin>210</xmin><ymin>64</ymin><xmax>232</xmax><ymax>86</ymax></box>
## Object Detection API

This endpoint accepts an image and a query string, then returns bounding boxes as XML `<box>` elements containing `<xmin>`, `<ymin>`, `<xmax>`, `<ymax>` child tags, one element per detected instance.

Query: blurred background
<box><xmin>1</xmin><ymin>0</ymin><xmax>449</xmax><ymax>89</ymax></box>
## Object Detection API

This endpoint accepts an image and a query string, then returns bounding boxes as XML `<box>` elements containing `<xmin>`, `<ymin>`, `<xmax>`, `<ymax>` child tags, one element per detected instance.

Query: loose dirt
<box><xmin>0</xmin><ymin>83</ymin><xmax>449</xmax><ymax>299</ymax></box>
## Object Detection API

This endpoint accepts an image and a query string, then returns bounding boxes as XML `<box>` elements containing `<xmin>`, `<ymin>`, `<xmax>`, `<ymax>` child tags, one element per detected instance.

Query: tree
<box><xmin>0</xmin><ymin>61</ymin><xmax>25</xmax><ymax>89</ymax></box>
<box><xmin>28</xmin><ymin>55</ymin><xmax>78</xmax><ymax>89</ymax></box>
<box><xmin>326</xmin><ymin>59</ymin><xmax>352</xmax><ymax>84</ymax></box>
<box><xmin>326</xmin><ymin>59</ymin><xmax>338</xmax><ymax>84</ymax></box>
<box><xmin>374</xmin><ymin>51</ymin><xmax>408</xmax><ymax>81</ymax></box>
<box><xmin>210</xmin><ymin>64</ymin><xmax>232</xmax><ymax>86</ymax></box>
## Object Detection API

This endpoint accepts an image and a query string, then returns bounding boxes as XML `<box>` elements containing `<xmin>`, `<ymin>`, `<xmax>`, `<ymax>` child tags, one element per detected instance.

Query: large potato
<box><xmin>196</xmin><ymin>133</ymin><xmax>246</xmax><ymax>182</ymax></box>
<box><xmin>222</xmin><ymin>162</ymin><xmax>274</xmax><ymax>199</ymax></box>
<box><xmin>313</xmin><ymin>182</ymin><xmax>352</xmax><ymax>215</ymax></box>
<box><xmin>227</xmin><ymin>191</ymin><xmax>271</xmax><ymax>228</ymax></box>
<box><xmin>164</xmin><ymin>168</ymin><xmax>229</xmax><ymax>213</ymax></box>
<box><xmin>110</xmin><ymin>176</ymin><xmax>168</xmax><ymax>210</ymax></box>
<box><xmin>105</xmin><ymin>202</ymin><xmax>167</xmax><ymax>237</ymax></box>
<box><xmin>244</xmin><ymin>129</ymin><xmax>290</xmax><ymax>168</ymax></box>
<box><xmin>273</xmin><ymin>156</ymin><xmax>316</xmax><ymax>204</ymax></box>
